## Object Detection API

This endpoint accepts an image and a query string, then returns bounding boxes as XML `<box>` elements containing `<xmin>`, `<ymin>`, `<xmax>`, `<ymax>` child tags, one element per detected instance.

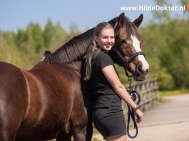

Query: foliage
<box><xmin>115</xmin><ymin>65</ymin><xmax>129</xmax><ymax>84</ymax></box>
<box><xmin>156</xmin><ymin>70</ymin><xmax>175</xmax><ymax>90</ymax></box>
<box><xmin>158</xmin><ymin>20</ymin><xmax>189</xmax><ymax>88</ymax></box>
<box><xmin>43</xmin><ymin>20</ymin><xmax>56</xmax><ymax>47</ymax></box>
<box><xmin>159</xmin><ymin>89</ymin><xmax>189</xmax><ymax>96</ymax></box>
<box><xmin>0</xmin><ymin>20</ymin><xmax>74</xmax><ymax>69</ymax></box>
<box><xmin>139</xmin><ymin>0</ymin><xmax>189</xmax><ymax>89</ymax></box>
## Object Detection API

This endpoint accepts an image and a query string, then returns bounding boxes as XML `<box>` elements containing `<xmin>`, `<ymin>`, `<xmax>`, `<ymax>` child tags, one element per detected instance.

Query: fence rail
<box><xmin>122</xmin><ymin>78</ymin><xmax>159</xmax><ymax>114</ymax></box>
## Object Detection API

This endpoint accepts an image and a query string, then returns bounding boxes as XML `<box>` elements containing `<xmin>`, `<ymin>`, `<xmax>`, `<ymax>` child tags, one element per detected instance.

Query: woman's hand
<box><xmin>135</xmin><ymin>109</ymin><xmax>143</xmax><ymax>123</ymax></box>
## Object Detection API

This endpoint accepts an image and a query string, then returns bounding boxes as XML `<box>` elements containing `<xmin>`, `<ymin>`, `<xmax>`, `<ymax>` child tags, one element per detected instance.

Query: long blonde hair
<box><xmin>84</xmin><ymin>22</ymin><xmax>114</xmax><ymax>80</ymax></box>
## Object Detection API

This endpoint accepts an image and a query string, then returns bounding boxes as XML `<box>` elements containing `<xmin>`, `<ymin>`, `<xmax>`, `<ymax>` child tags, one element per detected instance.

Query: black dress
<box><xmin>90</xmin><ymin>51</ymin><xmax>126</xmax><ymax>139</ymax></box>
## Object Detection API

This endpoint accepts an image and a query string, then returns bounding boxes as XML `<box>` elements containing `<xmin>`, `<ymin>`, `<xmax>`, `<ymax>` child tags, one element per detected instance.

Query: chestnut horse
<box><xmin>0</xmin><ymin>13</ymin><xmax>149</xmax><ymax>141</ymax></box>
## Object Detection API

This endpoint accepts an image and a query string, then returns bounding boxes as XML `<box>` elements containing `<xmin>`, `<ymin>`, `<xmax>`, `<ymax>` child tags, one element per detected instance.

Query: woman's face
<box><xmin>95</xmin><ymin>28</ymin><xmax>115</xmax><ymax>51</ymax></box>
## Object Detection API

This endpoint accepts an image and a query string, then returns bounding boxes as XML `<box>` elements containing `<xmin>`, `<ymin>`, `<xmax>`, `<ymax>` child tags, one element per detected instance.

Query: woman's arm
<box><xmin>102</xmin><ymin>65</ymin><xmax>143</xmax><ymax>123</ymax></box>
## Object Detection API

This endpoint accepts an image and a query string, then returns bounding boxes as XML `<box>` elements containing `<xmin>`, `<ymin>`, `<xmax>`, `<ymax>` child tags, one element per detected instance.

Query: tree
<box><xmin>43</xmin><ymin>20</ymin><xmax>56</xmax><ymax>47</ymax></box>
<box><xmin>54</xmin><ymin>22</ymin><xmax>68</xmax><ymax>40</ymax></box>
<box><xmin>15</xmin><ymin>29</ymin><xmax>27</xmax><ymax>48</ymax></box>
<box><xmin>153</xmin><ymin>0</ymin><xmax>171</xmax><ymax>24</ymax></box>
<box><xmin>26</xmin><ymin>23</ymin><xmax>44</xmax><ymax>53</ymax></box>
<box><xmin>158</xmin><ymin>19</ymin><xmax>189</xmax><ymax>88</ymax></box>
<box><xmin>64</xmin><ymin>23</ymin><xmax>81</xmax><ymax>42</ymax></box>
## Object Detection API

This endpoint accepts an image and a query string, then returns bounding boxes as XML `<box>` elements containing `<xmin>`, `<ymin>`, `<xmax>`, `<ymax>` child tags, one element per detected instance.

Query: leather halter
<box><xmin>112</xmin><ymin>45</ymin><xmax>145</xmax><ymax>77</ymax></box>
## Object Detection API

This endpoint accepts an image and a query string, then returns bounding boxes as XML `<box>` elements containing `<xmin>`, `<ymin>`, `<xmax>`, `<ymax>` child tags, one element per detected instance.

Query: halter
<box><xmin>112</xmin><ymin>45</ymin><xmax>145</xmax><ymax>77</ymax></box>
<box><xmin>112</xmin><ymin>45</ymin><xmax>144</xmax><ymax>138</ymax></box>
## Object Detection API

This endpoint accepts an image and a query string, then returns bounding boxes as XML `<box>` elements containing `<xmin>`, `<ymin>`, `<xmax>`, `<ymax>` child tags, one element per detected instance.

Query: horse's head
<box><xmin>111</xmin><ymin>13</ymin><xmax>149</xmax><ymax>81</ymax></box>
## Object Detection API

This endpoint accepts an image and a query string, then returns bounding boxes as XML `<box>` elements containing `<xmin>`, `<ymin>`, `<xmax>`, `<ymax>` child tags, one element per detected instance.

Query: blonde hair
<box><xmin>84</xmin><ymin>22</ymin><xmax>114</xmax><ymax>80</ymax></box>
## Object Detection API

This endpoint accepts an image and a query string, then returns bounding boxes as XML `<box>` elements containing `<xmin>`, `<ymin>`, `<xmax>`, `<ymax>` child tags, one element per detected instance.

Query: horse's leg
<box><xmin>15</xmin><ymin>140</ymin><xmax>46</xmax><ymax>141</ymax></box>
<box><xmin>70</xmin><ymin>81</ymin><xmax>93</xmax><ymax>141</ymax></box>
<box><xmin>70</xmin><ymin>124</ymin><xmax>86</xmax><ymax>141</ymax></box>
<box><xmin>80</xmin><ymin>80</ymin><xmax>93</xmax><ymax>141</ymax></box>
<box><xmin>0</xmin><ymin>93</ymin><xmax>24</xmax><ymax>141</ymax></box>
<box><xmin>56</xmin><ymin>136</ymin><xmax>72</xmax><ymax>141</ymax></box>
<box><xmin>71</xmin><ymin>98</ymin><xmax>88</xmax><ymax>141</ymax></box>
<box><xmin>0</xmin><ymin>95</ymin><xmax>23</xmax><ymax>141</ymax></box>
<box><xmin>0</xmin><ymin>102</ymin><xmax>22</xmax><ymax>141</ymax></box>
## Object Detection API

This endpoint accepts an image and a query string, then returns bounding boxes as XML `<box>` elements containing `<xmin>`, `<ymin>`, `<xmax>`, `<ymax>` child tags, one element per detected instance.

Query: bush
<box><xmin>157</xmin><ymin>70</ymin><xmax>175</xmax><ymax>90</ymax></box>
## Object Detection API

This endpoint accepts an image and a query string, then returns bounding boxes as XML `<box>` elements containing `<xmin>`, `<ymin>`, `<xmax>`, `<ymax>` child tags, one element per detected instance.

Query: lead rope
<box><xmin>111</xmin><ymin>45</ymin><xmax>142</xmax><ymax>138</ymax></box>
<box><xmin>126</xmin><ymin>77</ymin><xmax>141</xmax><ymax>138</ymax></box>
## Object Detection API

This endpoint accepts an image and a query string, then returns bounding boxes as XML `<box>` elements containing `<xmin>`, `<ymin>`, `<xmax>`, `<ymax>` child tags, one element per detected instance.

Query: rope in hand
<box><xmin>112</xmin><ymin>45</ymin><xmax>142</xmax><ymax>138</ymax></box>
<box><xmin>127</xmin><ymin>90</ymin><xmax>141</xmax><ymax>138</ymax></box>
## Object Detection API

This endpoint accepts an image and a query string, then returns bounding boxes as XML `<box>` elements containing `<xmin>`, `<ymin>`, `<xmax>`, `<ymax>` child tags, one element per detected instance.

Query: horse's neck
<box><xmin>44</xmin><ymin>17</ymin><xmax>118</xmax><ymax>64</ymax></box>
<box><xmin>108</xmin><ymin>50</ymin><xmax>122</xmax><ymax>66</ymax></box>
<box><xmin>70</xmin><ymin>61</ymin><xmax>82</xmax><ymax>71</ymax></box>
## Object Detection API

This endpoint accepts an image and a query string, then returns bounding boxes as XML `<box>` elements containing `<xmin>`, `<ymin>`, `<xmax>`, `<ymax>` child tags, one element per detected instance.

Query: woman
<box><xmin>84</xmin><ymin>22</ymin><xmax>143</xmax><ymax>141</ymax></box>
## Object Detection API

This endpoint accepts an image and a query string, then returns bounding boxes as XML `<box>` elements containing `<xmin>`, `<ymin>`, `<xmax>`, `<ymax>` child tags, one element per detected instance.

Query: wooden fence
<box><xmin>122</xmin><ymin>78</ymin><xmax>159</xmax><ymax>114</ymax></box>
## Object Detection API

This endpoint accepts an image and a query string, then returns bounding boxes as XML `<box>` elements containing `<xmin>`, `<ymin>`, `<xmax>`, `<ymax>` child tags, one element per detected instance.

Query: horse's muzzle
<box><xmin>133</xmin><ymin>65</ymin><xmax>149</xmax><ymax>81</ymax></box>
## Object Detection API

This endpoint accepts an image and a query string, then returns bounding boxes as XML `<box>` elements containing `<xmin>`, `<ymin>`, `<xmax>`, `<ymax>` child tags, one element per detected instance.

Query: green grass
<box><xmin>159</xmin><ymin>89</ymin><xmax>189</xmax><ymax>96</ymax></box>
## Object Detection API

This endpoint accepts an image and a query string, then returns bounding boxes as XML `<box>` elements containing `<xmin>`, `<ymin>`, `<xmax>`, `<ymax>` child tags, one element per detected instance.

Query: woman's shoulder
<box><xmin>95</xmin><ymin>51</ymin><xmax>110</xmax><ymax>60</ymax></box>
<box><xmin>93</xmin><ymin>51</ymin><xmax>113</xmax><ymax>68</ymax></box>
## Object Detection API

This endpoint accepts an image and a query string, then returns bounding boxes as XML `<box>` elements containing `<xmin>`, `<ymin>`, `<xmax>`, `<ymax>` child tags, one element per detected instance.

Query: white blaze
<box><xmin>131</xmin><ymin>35</ymin><xmax>149</xmax><ymax>71</ymax></box>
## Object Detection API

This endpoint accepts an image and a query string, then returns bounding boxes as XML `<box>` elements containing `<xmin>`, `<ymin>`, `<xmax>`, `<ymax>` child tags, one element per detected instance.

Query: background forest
<box><xmin>0</xmin><ymin>0</ymin><xmax>189</xmax><ymax>91</ymax></box>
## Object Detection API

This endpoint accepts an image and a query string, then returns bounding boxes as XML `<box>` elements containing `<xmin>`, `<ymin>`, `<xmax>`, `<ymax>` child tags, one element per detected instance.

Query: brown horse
<box><xmin>0</xmin><ymin>13</ymin><xmax>149</xmax><ymax>141</ymax></box>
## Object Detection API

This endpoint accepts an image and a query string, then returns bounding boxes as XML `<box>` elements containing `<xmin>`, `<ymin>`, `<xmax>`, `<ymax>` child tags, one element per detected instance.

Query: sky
<box><xmin>0</xmin><ymin>0</ymin><xmax>186</xmax><ymax>33</ymax></box>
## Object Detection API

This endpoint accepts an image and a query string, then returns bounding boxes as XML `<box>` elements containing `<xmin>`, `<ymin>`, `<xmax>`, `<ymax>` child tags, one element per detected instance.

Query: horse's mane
<box><xmin>42</xmin><ymin>15</ymin><xmax>138</xmax><ymax>64</ymax></box>
<box><xmin>43</xmin><ymin>17</ymin><xmax>117</xmax><ymax>64</ymax></box>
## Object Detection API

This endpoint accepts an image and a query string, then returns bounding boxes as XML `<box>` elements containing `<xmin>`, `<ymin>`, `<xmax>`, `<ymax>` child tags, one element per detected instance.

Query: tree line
<box><xmin>0</xmin><ymin>20</ymin><xmax>80</xmax><ymax>69</ymax></box>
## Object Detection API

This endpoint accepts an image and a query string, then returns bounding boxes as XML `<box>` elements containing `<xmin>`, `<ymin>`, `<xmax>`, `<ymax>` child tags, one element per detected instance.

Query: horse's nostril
<box><xmin>138</xmin><ymin>66</ymin><xmax>143</xmax><ymax>73</ymax></box>
<box><xmin>146</xmin><ymin>69</ymin><xmax>149</xmax><ymax>74</ymax></box>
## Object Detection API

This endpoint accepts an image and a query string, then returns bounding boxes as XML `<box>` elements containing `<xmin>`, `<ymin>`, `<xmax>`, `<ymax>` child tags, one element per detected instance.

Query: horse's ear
<box><xmin>133</xmin><ymin>14</ymin><xmax>143</xmax><ymax>28</ymax></box>
<box><xmin>117</xmin><ymin>12</ymin><xmax>126</xmax><ymax>27</ymax></box>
